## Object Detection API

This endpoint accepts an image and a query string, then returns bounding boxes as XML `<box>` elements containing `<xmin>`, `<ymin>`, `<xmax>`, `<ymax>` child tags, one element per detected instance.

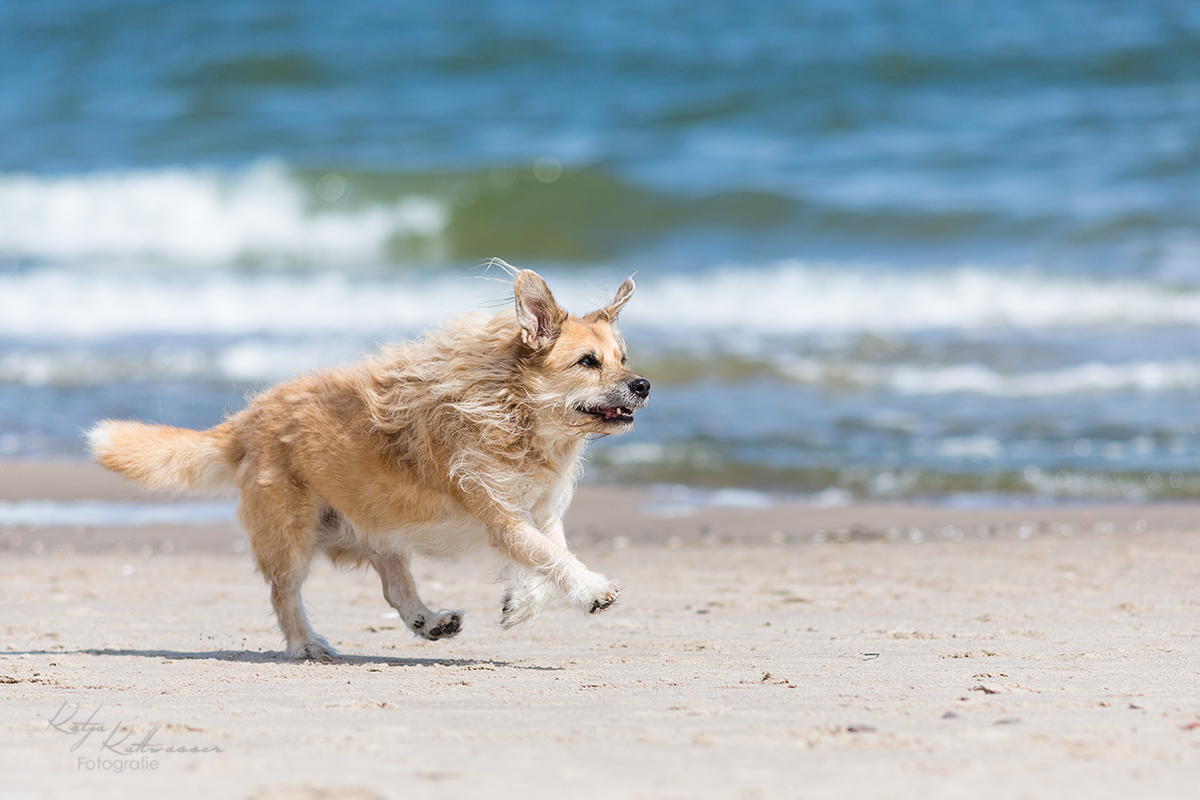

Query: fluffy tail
<box><xmin>87</xmin><ymin>420</ymin><xmax>238</xmax><ymax>493</ymax></box>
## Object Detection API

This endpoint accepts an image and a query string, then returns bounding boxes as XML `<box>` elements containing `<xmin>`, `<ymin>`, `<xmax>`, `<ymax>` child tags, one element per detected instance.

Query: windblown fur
<box><xmin>88</xmin><ymin>269</ymin><xmax>650</xmax><ymax>659</ymax></box>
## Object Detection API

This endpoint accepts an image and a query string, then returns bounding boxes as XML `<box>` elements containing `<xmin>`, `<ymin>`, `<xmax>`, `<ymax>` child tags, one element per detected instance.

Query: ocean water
<box><xmin>3</xmin><ymin>0</ymin><xmax>1200</xmax><ymax>502</ymax></box>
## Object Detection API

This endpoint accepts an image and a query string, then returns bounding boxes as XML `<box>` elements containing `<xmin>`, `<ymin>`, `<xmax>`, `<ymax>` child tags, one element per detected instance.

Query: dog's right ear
<box><xmin>514</xmin><ymin>270</ymin><xmax>567</xmax><ymax>349</ymax></box>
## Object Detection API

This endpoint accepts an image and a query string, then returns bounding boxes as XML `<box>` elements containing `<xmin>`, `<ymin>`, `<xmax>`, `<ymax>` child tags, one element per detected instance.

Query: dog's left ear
<box><xmin>515</xmin><ymin>270</ymin><xmax>568</xmax><ymax>349</ymax></box>
<box><xmin>586</xmin><ymin>277</ymin><xmax>636</xmax><ymax>324</ymax></box>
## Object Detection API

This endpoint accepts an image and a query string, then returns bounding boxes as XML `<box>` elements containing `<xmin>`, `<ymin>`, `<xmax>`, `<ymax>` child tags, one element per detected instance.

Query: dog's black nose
<box><xmin>629</xmin><ymin>378</ymin><xmax>651</xmax><ymax>399</ymax></box>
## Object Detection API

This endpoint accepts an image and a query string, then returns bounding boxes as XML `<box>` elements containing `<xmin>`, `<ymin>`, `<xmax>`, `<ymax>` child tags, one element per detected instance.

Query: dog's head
<box><xmin>513</xmin><ymin>270</ymin><xmax>650</xmax><ymax>437</ymax></box>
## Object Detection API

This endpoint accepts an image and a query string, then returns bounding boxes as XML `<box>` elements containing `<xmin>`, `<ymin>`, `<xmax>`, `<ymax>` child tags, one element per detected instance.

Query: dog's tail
<box><xmin>86</xmin><ymin>420</ymin><xmax>239</xmax><ymax>493</ymax></box>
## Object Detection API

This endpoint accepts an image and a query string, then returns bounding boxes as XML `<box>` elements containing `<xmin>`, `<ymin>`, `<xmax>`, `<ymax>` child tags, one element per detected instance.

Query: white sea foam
<box><xmin>776</xmin><ymin>357</ymin><xmax>1200</xmax><ymax>397</ymax></box>
<box><xmin>12</xmin><ymin>338</ymin><xmax>1195</xmax><ymax>397</ymax></box>
<box><xmin>5</xmin><ymin>260</ymin><xmax>1200</xmax><ymax>342</ymax></box>
<box><xmin>889</xmin><ymin>361</ymin><xmax>1200</xmax><ymax>396</ymax></box>
<box><xmin>0</xmin><ymin>341</ymin><xmax>366</xmax><ymax>386</ymax></box>
<box><xmin>641</xmin><ymin>484</ymin><xmax>776</xmax><ymax>518</ymax></box>
<box><xmin>0</xmin><ymin>269</ymin><xmax>498</xmax><ymax>339</ymax></box>
<box><xmin>0</xmin><ymin>162</ymin><xmax>446</xmax><ymax>266</ymax></box>
<box><xmin>625</xmin><ymin>261</ymin><xmax>1200</xmax><ymax>332</ymax></box>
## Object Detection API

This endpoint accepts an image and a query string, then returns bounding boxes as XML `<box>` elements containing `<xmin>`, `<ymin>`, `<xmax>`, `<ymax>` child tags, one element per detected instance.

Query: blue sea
<box><xmin>3</xmin><ymin>0</ymin><xmax>1200</xmax><ymax>503</ymax></box>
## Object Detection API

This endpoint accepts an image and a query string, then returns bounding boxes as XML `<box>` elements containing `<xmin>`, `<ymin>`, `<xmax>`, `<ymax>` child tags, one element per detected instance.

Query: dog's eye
<box><xmin>577</xmin><ymin>354</ymin><xmax>602</xmax><ymax>369</ymax></box>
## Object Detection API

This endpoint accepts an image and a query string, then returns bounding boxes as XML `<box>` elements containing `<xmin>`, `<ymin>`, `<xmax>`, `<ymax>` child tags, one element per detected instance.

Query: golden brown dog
<box><xmin>88</xmin><ymin>269</ymin><xmax>649</xmax><ymax>659</ymax></box>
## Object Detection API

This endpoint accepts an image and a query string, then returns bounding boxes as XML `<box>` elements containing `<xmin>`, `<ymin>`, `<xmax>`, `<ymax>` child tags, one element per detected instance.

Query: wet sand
<box><xmin>3</xmin><ymin>460</ymin><xmax>1199</xmax><ymax>799</ymax></box>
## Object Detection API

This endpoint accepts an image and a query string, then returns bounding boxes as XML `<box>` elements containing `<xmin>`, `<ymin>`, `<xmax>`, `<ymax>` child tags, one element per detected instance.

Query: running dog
<box><xmin>88</xmin><ymin>269</ymin><xmax>649</xmax><ymax>659</ymax></box>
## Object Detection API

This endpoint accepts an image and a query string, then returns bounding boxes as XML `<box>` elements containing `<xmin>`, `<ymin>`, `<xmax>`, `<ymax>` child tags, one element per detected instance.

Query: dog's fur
<box><xmin>87</xmin><ymin>270</ymin><xmax>649</xmax><ymax>659</ymax></box>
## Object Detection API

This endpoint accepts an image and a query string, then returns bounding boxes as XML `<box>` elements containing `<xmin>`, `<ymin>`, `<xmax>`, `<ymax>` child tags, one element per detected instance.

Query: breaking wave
<box><xmin>0</xmin><ymin>161</ymin><xmax>446</xmax><ymax>266</ymax></box>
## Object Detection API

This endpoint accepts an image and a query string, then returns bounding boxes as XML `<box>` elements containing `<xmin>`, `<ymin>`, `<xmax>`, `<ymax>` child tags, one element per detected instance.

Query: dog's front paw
<box><xmin>587</xmin><ymin>581</ymin><xmax>620</xmax><ymax>614</ymax></box>
<box><xmin>412</xmin><ymin>609</ymin><xmax>464</xmax><ymax>641</ymax></box>
<box><xmin>499</xmin><ymin>589</ymin><xmax>533</xmax><ymax>629</ymax></box>
<box><xmin>498</xmin><ymin>575</ymin><xmax>557</xmax><ymax>630</ymax></box>
<box><xmin>571</xmin><ymin>572</ymin><xmax>621</xmax><ymax>616</ymax></box>
<box><xmin>589</xmin><ymin>584</ymin><xmax>620</xmax><ymax>613</ymax></box>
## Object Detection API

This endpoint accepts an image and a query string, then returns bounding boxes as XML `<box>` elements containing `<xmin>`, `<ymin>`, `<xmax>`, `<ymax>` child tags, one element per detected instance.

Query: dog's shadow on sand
<box><xmin>16</xmin><ymin>648</ymin><xmax>561</xmax><ymax>671</ymax></box>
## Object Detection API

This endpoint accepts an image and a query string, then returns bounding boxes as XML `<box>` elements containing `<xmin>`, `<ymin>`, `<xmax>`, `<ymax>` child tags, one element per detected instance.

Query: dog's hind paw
<box><xmin>412</xmin><ymin>609</ymin><xmax>464</xmax><ymax>641</ymax></box>
<box><xmin>287</xmin><ymin>639</ymin><xmax>337</xmax><ymax>661</ymax></box>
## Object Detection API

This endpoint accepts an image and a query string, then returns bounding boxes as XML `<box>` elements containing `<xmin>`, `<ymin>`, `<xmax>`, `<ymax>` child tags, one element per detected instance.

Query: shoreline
<box><xmin>5</xmin><ymin>458</ymin><xmax>1200</xmax><ymax>555</ymax></box>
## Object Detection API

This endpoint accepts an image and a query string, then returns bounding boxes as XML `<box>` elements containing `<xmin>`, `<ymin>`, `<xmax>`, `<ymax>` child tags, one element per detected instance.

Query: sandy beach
<box><xmin>3</xmin><ymin>460</ymin><xmax>1200</xmax><ymax>799</ymax></box>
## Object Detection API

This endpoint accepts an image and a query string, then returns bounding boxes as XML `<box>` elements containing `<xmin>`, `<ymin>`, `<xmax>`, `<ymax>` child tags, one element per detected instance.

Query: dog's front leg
<box><xmin>483</xmin><ymin>513</ymin><xmax>620</xmax><ymax>628</ymax></box>
<box><xmin>499</xmin><ymin>515</ymin><xmax>568</xmax><ymax>626</ymax></box>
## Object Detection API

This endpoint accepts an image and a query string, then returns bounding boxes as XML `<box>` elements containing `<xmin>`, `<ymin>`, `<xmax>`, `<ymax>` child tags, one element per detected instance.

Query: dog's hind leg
<box><xmin>239</xmin><ymin>475</ymin><xmax>334</xmax><ymax>660</ymax></box>
<box><xmin>370</xmin><ymin>552</ymin><xmax>464</xmax><ymax>641</ymax></box>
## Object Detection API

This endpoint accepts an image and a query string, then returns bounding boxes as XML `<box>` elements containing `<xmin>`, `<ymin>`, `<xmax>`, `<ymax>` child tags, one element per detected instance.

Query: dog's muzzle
<box><xmin>579</xmin><ymin>376</ymin><xmax>650</xmax><ymax>427</ymax></box>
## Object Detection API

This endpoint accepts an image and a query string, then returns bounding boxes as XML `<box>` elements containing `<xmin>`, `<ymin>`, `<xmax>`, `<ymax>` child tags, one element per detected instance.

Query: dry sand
<box><xmin>2</xmin><ymin>460</ymin><xmax>1199</xmax><ymax>799</ymax></box>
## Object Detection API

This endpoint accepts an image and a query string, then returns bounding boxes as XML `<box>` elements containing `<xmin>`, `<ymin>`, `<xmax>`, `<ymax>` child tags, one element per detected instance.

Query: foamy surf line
<box><xmin>0</xmin><ymin>161</ymin><xmax>445</xmax><ymax>266</ymax></box>
<box><xmin>0</xmin><ymin>270</ymin><xmax>489</xmax><ymax>338</ymax></box>
<box><xmin>642</xmin><ymin>485</ymin><xmax>778</xmax><ymax>518</ymax></box>
<box><xmin>9</xmin><ymin>334</ymin><xmax>1200</xmax><ymax>397</ymax></box>
<box><xmin>640</xmin><ymin>263</ymin><xmax>1200</xmax><ymax>332</ymax></box>
<box><xmin>773</xmin><ymin>357</ymin><xmax>1200</xmax><ymax>397</ymax></box>
<box><xmin>5</xmin><ymin>263</ymin><xmax>1200</xmax><ymax>340</ymax></box>
<box><xmin>0</xmin><ymin>500</ymin><xmax>237</xmax><ymax>528</ymax></box>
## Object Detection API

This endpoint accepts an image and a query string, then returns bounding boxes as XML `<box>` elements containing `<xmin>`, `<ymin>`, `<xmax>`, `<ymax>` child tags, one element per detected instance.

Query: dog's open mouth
<box><xmin>580</xmin><ymin>405</ymin><xmax>636</xmax><ymax>425</ymax></box>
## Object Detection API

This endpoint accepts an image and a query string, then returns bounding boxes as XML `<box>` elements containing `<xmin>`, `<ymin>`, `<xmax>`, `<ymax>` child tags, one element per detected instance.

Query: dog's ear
<box><xmin>586</xmin><ymin>276</ymin><xmax>635</xmax><ymax>324</ymax></box>
<box><xmin>515</xmin><ymin>270</ymin><xmax>567</xmax><ymax>349</ymax></box>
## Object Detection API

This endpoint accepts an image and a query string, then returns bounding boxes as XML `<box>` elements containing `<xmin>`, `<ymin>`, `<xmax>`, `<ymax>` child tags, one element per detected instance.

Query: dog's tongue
<box><xmin>600</xmin><ymin>407</ymin><xmax>625</xmax><ymax>419</ymax></box>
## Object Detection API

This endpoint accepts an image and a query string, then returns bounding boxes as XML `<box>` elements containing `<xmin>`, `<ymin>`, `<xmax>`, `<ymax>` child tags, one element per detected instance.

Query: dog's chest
<box><xmin>512</xmin><ymin>460</ymin><xmax>576</xmax><ymax>516</ymax></box>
